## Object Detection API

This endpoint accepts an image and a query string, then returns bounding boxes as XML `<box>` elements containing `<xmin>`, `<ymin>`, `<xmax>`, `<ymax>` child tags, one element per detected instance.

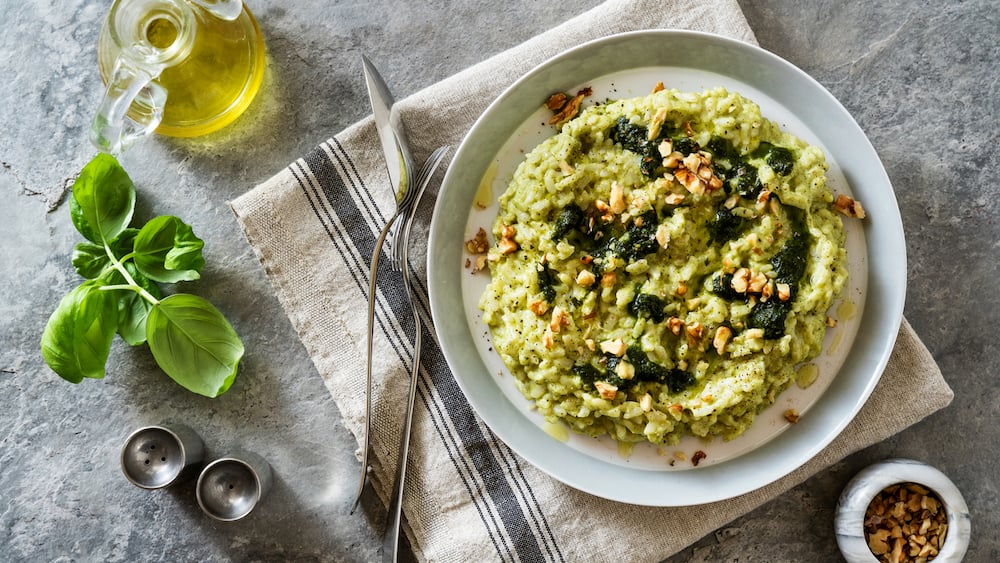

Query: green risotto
<box><xmin>479</xmin><ymin>87</ymin><xmax>847</xmax><ymax>445</ymax></box>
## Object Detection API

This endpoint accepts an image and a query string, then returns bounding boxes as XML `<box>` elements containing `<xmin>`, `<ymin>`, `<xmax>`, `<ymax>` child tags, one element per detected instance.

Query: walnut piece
<box><xmin>498</xmin><ymin>225</ymin><xmax>518</xmax><ymax>254</ymax></box>
<box><xmin>713</xmin><ymin>326</ymin><xmax>732</xmax><ymax>355</ymax></box>
<box><xmin>835</xmin><ymin>193</ymin><xmax>867</xmax><ymax>219</ymax></box>
<box><xmin>465</xmin><ymin>228</ymin><xmax>489</xmax><ymax>254</ymax></box>
<box><xmin>600</xmin><ymin>338</ymin><xmax>626</xmax><ymax>356</ymax></box>
<box><xmin>594</xmin><ymin>381</ymin><xmax>618</xmax><ymax>400</ymax></box>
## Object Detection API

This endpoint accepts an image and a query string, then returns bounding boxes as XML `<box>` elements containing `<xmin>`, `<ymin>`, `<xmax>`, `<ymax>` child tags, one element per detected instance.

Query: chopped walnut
<box><xmin>776</xmin><ymin>282</ymin><xmax>792</xmax><ymax>302</ymax></box>
<box><xmin>664</xmin><ymin>192</ymin><xmax>686</xmax><ymax>205</ymax></box>
<box><xmin>600</xmin><ymin>338</ymin><xmax>626</xmax><ymax>356</ymax></box>
<box><xmin>544</xmin><ymin>92</ymin><xmax>568</xmax><ymax>111</ymax></box>
<box><xmin>783</xmin><ymin>409</ymin><xmax>800</xmax><ymax>423</ymax></box>
<box><xmin>465</xmin><ymin>228</ymin><xmax>489</xmax><ymax>254</ymax></box>
<box><xmin>864</xmin><ymin>483</ymin><xmax>948</xmax><ymax>562</ymax></box>
<box><xmin>748</xmin><ymin>270</ymin><xmax>769</xmax><ymax>294</ymax></box>
<box><xmin>547</xmin><ymin>87</ymin><xmax>592</xmax><ymax>126</ymax></box>
<box><xmin>655</xmin><ymin>224</ymin><xmax>671</xmax><ymax>248</ymax></box>
<box><xmin>667</xmin><ymin>317</ymin><xmax>684</xmax><ymax>336</ymax></box>
<box><xmin>731</xmin><ymin>268</ymin><xmax>751</xmax><ymax>294</ymax></box>
<box><xmin>609</xmin><ymin>182</ymin><xmax>626</xmax><ymax>214</ymax></box>
<box><xmin>639</xmin><ymin>393</ymin><xmax>653</xmax><ymax>412</ymax></box>
<box><xmin>600</xmin><ymin>272</ymin><xmax>617</xmax><ymax>288</ymax></box>
<box><xmin>528</xmin><ymin>300</ymin><xmax>549</xmax><ymax>316</ymax></box>
<box><xmin>676</xmin><ymin>282</ymin><xmax>688</xmax><ymax>296</ymax></box>
<box><xmin>826</xmin><ymin>316</ymin><xmax>838</xmax><ymax>328</ymax></box>
<box><xmin>835</xmin><ymin>194</ymin><xmax>867</xmax><ymax>219</ymax></box>
<box><xmin>685</xmin><ymin>322</ymin><xmax>704</xmax><ymax>340</ymax></box>
<box><xmin>713</xmin><ymin>326</ymin><xmax>732</xmax><ymax>355</ymax></box>
<box><xmin>498</xmin><ymin>237</ymin><xmax>518</xmax><ymax>254</ymax></box>
<box><xmin>755</xmin><ymin>189</ymin><xmax>771</xmax><ymax>212</ymax></box>
<box><xmin>674</xmin><ymin>167</ymin><xmax>705</xmax><ymax>195</ymax></box>
<box><xmin>614</xmin><ymin>360</ymin><xmax>635</xmax><ymax>380</ymax></box>
<box><xmin>651</xmin><ymin>81</ymin><xmax>665</xmax><ymax>94</ymax></box>
<box><xmin>473</xmin><ymin>255</ymin><xmax>488</xmax><ymax>273</ymax></box>
<box><xmin>691</xmin><ymin>450</ymin><xmax>707</xmax><ymax>467</ymax></box>
<box><xmin>647</xmin><ymin>107</ymin><xmax>669</xmax><ymax>141</ymax></box>
<box><xmin>761</xmin><ymin>281</ymin><xmax>774</xmax><ymax>301</ymax></box>
<box><xmin>662</xmin><ymin>150</ymin><xmax>684</xmax><ymax>169</ymax></box>
<box><xmin>594</xmin><ymin>381</ymin><xmax>618</xmax><ymax>400</ymax></box>
<box><xmin>576</xmin><ymin>269</ymin><xmax>596</xmax><ymax>287</ymax></box>
<box><xmin>498</xmin><ymin>225</ymin><xmax>518</xmax><ymax>254</ymax></box>
<box><xmin>658</xmin><ymin>139</ymin><xmax>674</xmax><ymax>158</ymax></box>
<box><xmin>549</xmin><ymin>306</ymin><xmax>569</xmax><ymax>333</ymax></box>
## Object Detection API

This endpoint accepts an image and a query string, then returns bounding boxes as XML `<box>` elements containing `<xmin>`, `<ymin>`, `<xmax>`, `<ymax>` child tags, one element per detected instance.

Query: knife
<box><xmin>362</xmin><ymin>54</ymin><xmax>415</xmax><ymax>206</ymax></box>
<box><xmin>352</xmin><ymin>55</ymin><xmax>418</xmax><ymax>514</ymax></box>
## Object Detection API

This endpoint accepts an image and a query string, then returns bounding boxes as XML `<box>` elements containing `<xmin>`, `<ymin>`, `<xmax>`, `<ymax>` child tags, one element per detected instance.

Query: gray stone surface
<box><xmin>0</xmin><ymin>0</ymin><xmax>996</xmax><ymax>561</ymax></box>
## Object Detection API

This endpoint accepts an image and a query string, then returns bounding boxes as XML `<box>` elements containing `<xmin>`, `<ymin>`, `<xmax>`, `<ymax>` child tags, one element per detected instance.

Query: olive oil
<box><xmin>97</xmin><ymin>1</ymin><xmax>266</xmax><ymax>138</ymax></box>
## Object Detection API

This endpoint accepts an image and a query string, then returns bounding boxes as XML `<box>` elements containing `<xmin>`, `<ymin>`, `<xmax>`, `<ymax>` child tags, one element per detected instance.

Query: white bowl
<box><xmin>835</xmin><ymin>458</ymin><xmax>971</xmax><ymax>562</ymax></box>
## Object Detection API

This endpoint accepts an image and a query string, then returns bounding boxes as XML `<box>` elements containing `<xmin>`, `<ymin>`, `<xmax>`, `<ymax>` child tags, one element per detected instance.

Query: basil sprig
<box><xmin>40</xmin><ymin>154</ymin><xmax>244</xmax><ymax>397</ymax></box>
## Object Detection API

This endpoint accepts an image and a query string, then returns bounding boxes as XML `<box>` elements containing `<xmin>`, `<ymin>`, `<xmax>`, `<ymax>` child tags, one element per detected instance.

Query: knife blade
<box><xmin>361</xmin><ymin>54</ymin><xmax>415</xmax><ymax>204</ymax></box>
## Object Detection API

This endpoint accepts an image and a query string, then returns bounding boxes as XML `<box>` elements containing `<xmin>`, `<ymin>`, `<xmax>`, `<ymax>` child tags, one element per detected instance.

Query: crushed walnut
<box><xmin>864</xmin><ymin>483</ymin><xmax>948</xmax><ymax>563</ymax></box>
<box><xmin>662</xmin><ymin>148</ymin><xmax>724</xmax><ymax>195</ymax></box>
<box><xmin>497</xmin><ymin>225</ymin><xmax>519</xmax><ymax>254</ymax></box>
<box><xmin>465</xmin><ymin>228</ymin><xmax>491</xmax><ymax>272</ymax></box>
<box><xmin>465</xmin><ymin>227</ymin><xmax>489</xmax><ymax>254</ymax></box>
<box><xmin>835</xmin><ymin>194</ymin><xmax>867</xmax><ymax>219</ymax></box>
<box><xmin>594</xmin><ymin>381</ymin><xmax>618</xmax><ymax>400</ymax></box>
<box><xmin>691</xmin><ymin>450</ymin><xmax>707</xmax><ymax>467</ymax></box>
<box><xmin>783</xmin><ymin>409</ymin><xmax>800</xmax><ymax>423</ymax></box>
<box><xmin>546</xmin><ymin>87</ymin><xmax>593</xmax><ymax>126</ymax></box>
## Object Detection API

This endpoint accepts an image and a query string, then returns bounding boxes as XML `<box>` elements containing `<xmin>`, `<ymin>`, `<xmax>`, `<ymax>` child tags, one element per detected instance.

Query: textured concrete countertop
<box><xmin>1</xmin><ymin>1</ymin><xmax>997</xmax><ymax>561</ymax></box>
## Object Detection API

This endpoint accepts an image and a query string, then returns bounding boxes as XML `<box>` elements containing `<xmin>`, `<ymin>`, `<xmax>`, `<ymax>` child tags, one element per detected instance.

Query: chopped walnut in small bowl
<box><xmin>835</xmin><ymin>459</ymin><xmax>970</xmax><ymax>563</ymax></box>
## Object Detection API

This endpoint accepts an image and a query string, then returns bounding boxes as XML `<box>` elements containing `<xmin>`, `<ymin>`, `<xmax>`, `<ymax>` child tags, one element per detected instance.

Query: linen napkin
<box><xmin>230</xmin><ymin>0</ymin><xmax>954</xmax><ymax>560</ymax></box>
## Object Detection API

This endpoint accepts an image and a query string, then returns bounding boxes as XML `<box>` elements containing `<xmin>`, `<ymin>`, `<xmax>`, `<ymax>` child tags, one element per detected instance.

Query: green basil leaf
<box><xmin>146</xmin><ymin>294</ymin><xmax>243</xmax><ymax>397</ymax></box>
<box><xmin>133</xmin><ymin>216</ymin><xmax>205</xmax><ymax>283</ymax></box>
<box><xmin>71</xmin><ymin>228</ymin><xmax>140</xmax><ymax>279</ymax></box>
<box><xmin>113</xmin><ymin>263</ymin><xmax>161</xmax><ymax>346</ymax></box>
<box><xmin>70</xmin><ymin>154</ymin><xmax>136</xmax><ymax>244</ymax></box>
<box><xmin>40</xmin><ymin>280</ymin><xmax>118</xmax><ymax>383</ymax></box>
<box><xmin>71</xmin><ymin>241</ymin><xmax>109</xmax><ymax>279</ymax></box>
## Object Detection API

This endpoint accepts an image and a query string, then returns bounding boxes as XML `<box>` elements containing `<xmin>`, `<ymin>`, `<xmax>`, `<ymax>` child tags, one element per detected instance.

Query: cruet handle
<box><xmin>187</xmin><ymin>0</ymin><xmax>243</xmax><ymax>20</ymax></box>
<box><xmin>90</xmin><ymin>56</ymin><xmax>167</xmax><ymax>155</ymax></box>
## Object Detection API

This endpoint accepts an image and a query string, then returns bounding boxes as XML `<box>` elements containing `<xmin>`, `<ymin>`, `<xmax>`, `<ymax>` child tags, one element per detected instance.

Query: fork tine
<box><xmin>389</xmin><ymin>146</ymin><xmax>450</xmax><ymax>271</ymax></box>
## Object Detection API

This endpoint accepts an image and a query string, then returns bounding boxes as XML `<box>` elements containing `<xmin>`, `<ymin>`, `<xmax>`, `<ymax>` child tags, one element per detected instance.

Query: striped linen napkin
<box><xmin>230</xmin><ymin>0</ymin><xmax>953</xmax><ymax>560</ymax></box>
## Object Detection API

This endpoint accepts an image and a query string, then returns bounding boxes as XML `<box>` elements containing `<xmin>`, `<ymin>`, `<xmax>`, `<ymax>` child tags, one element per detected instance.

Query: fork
<box><xmin>381</xmin><ymin>145</ymin><xmax>449</xmax><ymax>562</ymax></box>
<box><xmin>351</xmin><ymin>145</ymin><xmax>450</xmax><ymax>514</ymax></box>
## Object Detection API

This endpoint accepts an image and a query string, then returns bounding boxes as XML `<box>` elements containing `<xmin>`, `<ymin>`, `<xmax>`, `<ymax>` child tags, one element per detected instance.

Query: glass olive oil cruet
<box><xmin>92</xmin><ymin>0</ymin><xmax>265</xmax><ymax>153</ymax></box>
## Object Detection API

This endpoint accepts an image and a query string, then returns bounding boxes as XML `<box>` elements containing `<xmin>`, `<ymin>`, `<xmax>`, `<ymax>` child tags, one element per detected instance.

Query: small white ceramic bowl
<box><xmin>835</xmin><ymin>459</ymin><xmax>971</xmax><ymax>562</ymax></box>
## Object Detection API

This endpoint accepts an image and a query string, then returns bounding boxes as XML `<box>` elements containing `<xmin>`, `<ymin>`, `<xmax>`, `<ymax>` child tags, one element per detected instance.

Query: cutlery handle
<box><xmin>351</xmin><ymin>216</ymin><xmax>396</xmax><ymax>514</ymax></box>
<box><xmin>381</xmin><ymin>311</ymin><xmax>420</xmax><ymax>562</ymax></box>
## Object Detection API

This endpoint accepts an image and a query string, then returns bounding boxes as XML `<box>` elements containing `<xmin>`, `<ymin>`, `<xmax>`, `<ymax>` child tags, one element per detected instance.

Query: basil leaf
<box><xmin>71</xmin><ymin>228</ymin><xmax>140</xmax><ymax>279</ymax></box>
<box><xmin>71</xmin><ymin>241</ymin><xmax>109</xmax><ymax>279</ymax></box>
<box><xmin>40</xmin><ymin>280</ymin><xmax>118</xmax><ymax>383</ymax></box>
<box><xmin>133</xmin><ymin>216</ymin><xmax>205</xmax><ymax>283</ymax></box>
<box><xmin>146</xmin><ymin>294</ymin><xmax>243</xmax><ymax>397</ymax></box>
<box><xmin>113</xmin><ymin>263</ymin><xmax>161</xmax><ymax>346</ymax></box>
<box><xmin>71</xmin><ymin>154</ymin><xmax>135</xmax><ymax>244</ymax></box>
